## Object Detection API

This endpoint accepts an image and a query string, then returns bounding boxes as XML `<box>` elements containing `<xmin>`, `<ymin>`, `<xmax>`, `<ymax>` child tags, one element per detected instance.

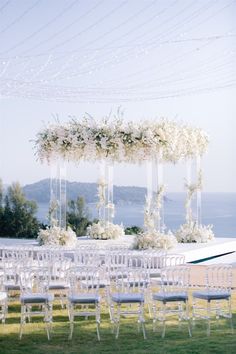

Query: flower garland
<box><xmin>87</xmin><ymin>221</ymin><xmax>125</xmax><ymax>240</ymax></box>
<box><xmin>37</xmin><ymin>226</ymin><xmax>77</xmax><ymax>247</ymax></box>
<box><xmin>35</xmin><ymin>117</ymin><xmax>209</xmax><ymax>164</ymax></box>
<box><xmin>134</xmin><ymin>230</ymin><xmax>177</xmax><ymax>250</ymax></box>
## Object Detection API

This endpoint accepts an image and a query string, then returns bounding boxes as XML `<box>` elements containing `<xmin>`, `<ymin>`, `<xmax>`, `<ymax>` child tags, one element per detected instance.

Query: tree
<box><xmin>0</xmin><ymin>182</ymin><xmax>40</xmax><ymax>238</ymax></box>
<box><xmin>125</xmin><ymin>225</ymin><xmax>143</xmax><ymax>235</ymax></box>
<box><xmin>0</xmin><ymin>179</ymin><xmax>4</xmax><ymax>232</ymax></box>
<box><xmin>67</xmin><ymin>196</ymin><xmax>92</xmax><ymax>236</ymax></box>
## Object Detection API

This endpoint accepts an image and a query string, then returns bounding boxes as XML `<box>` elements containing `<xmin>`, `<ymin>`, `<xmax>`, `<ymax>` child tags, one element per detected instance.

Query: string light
<box><xmin>0</xmin><ymin>0</ymin><xmax>79</xmax><ymax>55</ymax></box>
<box><xmin>0</xmin><ymin>0</ymin><xmax>11</xmax><ymax>14</ymax></box>
<box><xmin>0</xmin><ymin>1</ymin><xmax>234</xmax><ymax>103</ymax></box>
<box><xmin>0</xmin><ymin>0</ymin><xmax>41</xmax><ymax>36</ymax></box>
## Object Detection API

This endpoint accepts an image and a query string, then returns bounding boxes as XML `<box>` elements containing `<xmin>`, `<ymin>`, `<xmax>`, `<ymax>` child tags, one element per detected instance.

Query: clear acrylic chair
<box><xmin>0</xmin><ymin>274</ymin><xmax>7</xmax><ymax>324</ymax></box>
<box><xmin>49</xmin><ymin>258</ymin><xmax>72</xmax><ymax>308</ymax></box>
<box><xmin>109</xmin><ymin>268</ymin><xmax>148</xmax><ymax>339</ymax></box>
<box><xmin>19</xmin><ymin>267</ymin><xmax>54</xmax><ymax>340</ymax></box>
<box><xmin>151</xmin><ymin>253</ymin><xmax>186</xmax><ymax>286</ymax></box>
<box><xmin>106</xmin><ymin>250</ymin><xmax>130</xmax><ymax>279</ymax></box>
<box><xmin>152</xmin><ymin>266</ymin><xmax>191</xmax><ymax>338</ymax></box>
<box><xmin>67</xmin><ymin>266</ymin><xmax>101</xmax><ymax>340</ymax></box>
<box><xmin>192</xmin><ymin>264</ymin><xmax>233</xmax><ymax>336</ymax></box>
<box><xmin>3</xmin><ymin>265</ymin><xmax>21</xmax><ymax>303</ymax></box>
<box><xmin>74</xmin><ymin>247</ymin><xmax>100</xmax><ymax>267</ymax></box>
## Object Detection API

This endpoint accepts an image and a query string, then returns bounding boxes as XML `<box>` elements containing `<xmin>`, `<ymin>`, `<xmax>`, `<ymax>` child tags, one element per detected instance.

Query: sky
<box><xmin>0</xmin><ymin>0</ymin><xmax>236</xmax><ymax>192</ymax></box>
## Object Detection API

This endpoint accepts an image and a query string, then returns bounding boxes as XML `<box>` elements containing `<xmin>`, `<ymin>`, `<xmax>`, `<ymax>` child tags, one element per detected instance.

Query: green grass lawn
<box><xmin>0</xmin><ymin>297</ymin><xmax>236</xmax><ymax>354</ymax></box>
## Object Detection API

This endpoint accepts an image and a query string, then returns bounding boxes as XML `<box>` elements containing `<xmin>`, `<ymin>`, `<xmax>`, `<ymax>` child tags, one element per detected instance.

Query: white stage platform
<box><xmin>0</xmin><ymin>236</ymin><xmax>236</xmax><ymax>264</ymax></box>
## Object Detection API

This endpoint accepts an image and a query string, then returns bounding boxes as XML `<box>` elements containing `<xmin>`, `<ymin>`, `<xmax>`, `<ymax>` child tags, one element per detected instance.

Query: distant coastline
<box><xmin>25</xmin><ymin>179</ymin><xmax>235</xmax><ymax>238</ymax></box>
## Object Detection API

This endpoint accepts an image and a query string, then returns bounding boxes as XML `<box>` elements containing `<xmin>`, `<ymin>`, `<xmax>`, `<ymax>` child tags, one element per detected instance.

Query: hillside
<box><xmin>23</xmin><ymin>179</ymin><xmax>148</xmax><ymax>204</ymax></box>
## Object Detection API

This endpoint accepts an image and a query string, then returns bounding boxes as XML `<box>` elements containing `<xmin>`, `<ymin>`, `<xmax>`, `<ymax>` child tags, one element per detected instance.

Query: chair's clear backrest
<box><xmin>107</xmin><ymin>250</ymin><xmax>129</xmax><ymax>270</ymax></box>
<box><xmin>3</xmin><ymin>265</ymin><xmax>19</xmax><ymax>286</ymax></box>
<box><xmin>143</xmin><ymin>250</ymin><xmax>166</xmax><ymax>270</ymax></box>
<box><xmin>36</xmin><ymin>249</ymin><xmax>51</xmax><ymax>263</ymax></box>
<box><xmin>51</xmin><ymin>258</ymin><xmax>72</xmax><ymax>280</ymax></box>
<box><xmin>68</xmin><ymin>266</ymin><xmax>100</xmax><ymax>296</ymax></box>
<box><xmin>127</xmin><ymin>252</ymin><xmax>145</xmax><ymax>268</ymax></box>
<box><xmin>206</xmin><ymin>264</ymin><xmax>232</xmax><ymax>292</ymax></box>
<box><xmin>113</xmin><ymin>268</ymin><xmax>149</xmax><ymax>294</ymax></box>
<box><xmin>74</xmin><ymin>247</ymin><xmax>100</xmax><ymax>267</ymax></box>
<box><xmin>160</xmin><ymin>266</ymin><xmax>190</xmax><ymax>293</ymax></box>
<box><xmin>19</xmin><ymin>267</ymin><xmax>50</xmax><ymax>295</ymax></box>
<box><xmin>160</xmin><ymin>254</ymin><xmax>185</xmax><ymax>268</ymax></box>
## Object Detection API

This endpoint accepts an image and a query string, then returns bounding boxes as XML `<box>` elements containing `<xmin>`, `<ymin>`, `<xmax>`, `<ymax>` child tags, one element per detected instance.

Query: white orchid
<box><xmin>134</xmin><ymin>230</ymin><xmax>177</xmax><ymax>250</ymax></box>
<box><xmin>175</xmin><ymin>222</ymin><xmax>214</xmax><ymax>243</ymax></box>
<box><xmin>35</xmin><ymin>117</ymin><xmax>209</xmax><ymax>164</ymax></box>
<box><xmin>37</xmin><ymin>226</ymin><xmax>77</xmax><ymax>247</ymax></box>
<box><xmin>87</xmin><ymin>221</ymin><xmax>124</xmax><ymax>240</ymax></box>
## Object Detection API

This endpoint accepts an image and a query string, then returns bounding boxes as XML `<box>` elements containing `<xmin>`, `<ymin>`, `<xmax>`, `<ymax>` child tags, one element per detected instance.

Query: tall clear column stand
<box><xmin>185</xmin><ymin>155</ymin><xmax>202</xmax><ymax>226</ymax></box>
<box><xmin>97</xmin><ymin>160</ymin><xmax>114</xmax><ymax>225</ymax></box>
<box><xmin>145</xmin><ymin>151</ymin><xmax>164</xmax><ymax>233</ymax></box>
<box><xmin>196</xmin><ymin>155</ymin><xmax>202</xmax><ymax>226</ymax></box>
<box><xmin>49</xmin><ymin>159</ymin><xmax>67</xmax><ymax>229</ymax></box>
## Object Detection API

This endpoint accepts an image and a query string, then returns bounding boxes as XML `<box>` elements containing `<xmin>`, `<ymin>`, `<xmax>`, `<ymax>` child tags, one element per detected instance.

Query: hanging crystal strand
<box><xmin>185</xmin><ymin>159</ymin><xmax>192</xmax><ymax>224</ymax></box>
<box><xmin>196</xmin><ymin>154</ymin><xmax>202</xmax><ymax>226</ymax></box>
<box><xmin>49</xmin><ymin>159</ymin><xmax>59</xmax><ymax>227</ymax></box>
<box><xmin>157</xmin><ymin>150</ymin><xmax>164</xmax><ymax>232</ymax></box>
<box><xmin>107</xmin><ymin>162</ymin><xmax>114</xmax><ymax>224</ymax></box>
<box><xmin>59</xmin><ymin>160</ymin><xmax>67</xmax><ymax>229</ymax></box>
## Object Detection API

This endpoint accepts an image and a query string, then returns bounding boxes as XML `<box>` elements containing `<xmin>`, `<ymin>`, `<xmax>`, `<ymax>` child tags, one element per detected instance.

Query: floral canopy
<box><xmin>35</xmin><ymin>117</ymin><xmax>209</xmax><ymax>164</ymax></box>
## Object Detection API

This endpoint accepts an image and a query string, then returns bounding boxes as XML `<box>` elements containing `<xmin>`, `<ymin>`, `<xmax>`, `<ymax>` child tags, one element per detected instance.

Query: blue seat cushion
<box><xmin>111</xmin><ymin>293</ymin><xmax>144</xmax><ymax>303</ymax></box>
<box><xmin>20</xmin><ymin>293</ymin><xmax>54</xmax><ymax>304</ymax></box>
<box><xmin>68</xmin><ymin>294</ymin><xmax>100</xmax><ymax>304</ymax></box>
<box><xmin>49</xmin><ymin>282</ymin><xmax>70</xmax><ymax>290</ymax></box>
<box><xmin>122</xmin><ymin>280</ymin><xmax>149</xmax><ymax>288</ymax></box>
<box><xmin>153</xmin><ymin>292</ymin><xmax>188</xmax><ymax>303</ymax></box>
<box><xmin>5</xmin><ymin>284</ymin><xmax>20</xmax><ymax>291</ymax></box>
<box><xmin>81</xmin><ymin>280</ymin><xmax>110</xmax><ymax>289</ymax></box>
<box><xmin>192</xmin><ymin>290</ymin><xmax>230</xmax><ymax>301</ymax></box>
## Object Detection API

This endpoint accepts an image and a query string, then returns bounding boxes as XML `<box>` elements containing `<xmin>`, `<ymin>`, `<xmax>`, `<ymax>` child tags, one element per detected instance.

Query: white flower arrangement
<box><xmin>35</xmin><ymin>116</ymin><xmax>209</xmax><ymax>164</ymax></box>
<box><xmin>86</xmin><ymin>221</ymin><xmax>124</xmax><ymax>240</ymax></box>
<box><xmin>37</xmin><ymin>226</ymin><xmax>78</xmax><ymax>247</ymax></box>
<box><xmin>175</xmin><ymin>222</ymin><xmax>215</xmax><ymax>243</ymax></box>
<box><xmin>134</xmin><ymin>230</ymin><xmax>177</xmax><ymax>250</ymax></box>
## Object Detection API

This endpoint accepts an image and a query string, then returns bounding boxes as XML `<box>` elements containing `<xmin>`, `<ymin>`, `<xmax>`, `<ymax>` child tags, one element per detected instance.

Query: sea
<box><xmin>37</xmin><ymin>193</ymin><xmax>236</xmax><ymax>238</ymax></box>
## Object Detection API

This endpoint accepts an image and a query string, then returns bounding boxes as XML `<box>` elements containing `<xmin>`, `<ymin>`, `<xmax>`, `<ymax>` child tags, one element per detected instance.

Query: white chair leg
<box><xmin>115</xmin><ymin>304</ymin><xmax>121</xmax><ymax>339</ymax></box>
<box><xmin>185</xmin><ymin>300</ymin><xmax>192</xmax><ymax>338</ymax></box>
<box><xmin>19</xmin><ymin>305</ymin><xmax>25</xmax><ymax>340</ymax></box>
<box><xmin>96</xmin><ymin>303</ymin><xmax>101</xmax><ymax>341</ymax></box>
<box><xmin>207</xmin><ymin>301</ymin><xmax>211</xmax><ymax>336</ymax></box>
<box><xmin>228</xmin><ymin>298</ymin><xmax>234</xmax><ymax>334</ymax></box>
<box><xmin>161</xmin><ymin>303</ymin><xmax>166</xmax><ymax>339</ymax></box>
<box><xmin>69</xmin><ymin>304</ymin><xmax>74</xmax><ymax>340</ymax></box>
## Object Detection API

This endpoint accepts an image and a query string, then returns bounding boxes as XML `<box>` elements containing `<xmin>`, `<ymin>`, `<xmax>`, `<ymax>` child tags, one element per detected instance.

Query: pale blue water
<box><xmin>37</xmin><ymin>193</ymin><xmax>236</xmax><ymax>238</ymax></box>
